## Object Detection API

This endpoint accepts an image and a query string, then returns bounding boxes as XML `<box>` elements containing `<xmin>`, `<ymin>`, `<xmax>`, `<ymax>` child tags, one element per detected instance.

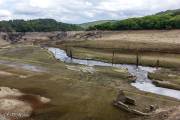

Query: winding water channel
<box><xmin>48</xmin><ymin>48</ymin><xmax>180</xmax><ymax>100</ymax></box>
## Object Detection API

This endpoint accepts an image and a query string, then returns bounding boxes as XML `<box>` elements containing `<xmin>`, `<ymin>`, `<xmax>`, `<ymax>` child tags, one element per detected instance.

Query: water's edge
<box><xmin>48</xmin><ymin>47</ymin><xmax>180</xmax><ymax>100</ymax></box>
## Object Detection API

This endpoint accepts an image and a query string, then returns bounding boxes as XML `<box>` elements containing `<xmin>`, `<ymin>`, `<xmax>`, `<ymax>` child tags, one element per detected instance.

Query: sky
<box><xmin>0</xmin><ymin>0</ymin><xmax>180</xmax><ymax>24</ymax></box>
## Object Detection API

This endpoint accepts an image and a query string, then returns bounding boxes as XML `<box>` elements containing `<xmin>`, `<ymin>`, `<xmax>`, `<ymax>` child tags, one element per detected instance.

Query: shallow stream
<box><xmin>48</xmin><ymin>48</ymin><xmax>180</xmax><ymax>100</ymax></box>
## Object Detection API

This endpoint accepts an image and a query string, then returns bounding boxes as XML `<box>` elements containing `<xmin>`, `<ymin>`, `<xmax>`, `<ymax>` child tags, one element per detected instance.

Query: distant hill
<box><xmin>156</xmin><ymin>9</ymin><xmax>180</xmax><ymax>15</ymax></box>
<box><xmin>0</xmin><ymin>19</ymin><xmax>82</xmax><ymax>32</ymax></box>
<box><xmin>88</xmin><ymin>9</ymin><xmax>180</xmax><ymax>30</ymax></box>
<box><xmin>80</xmin><ymin>20</ymin><xmax>117</xmax><ymax>28</ymax></box>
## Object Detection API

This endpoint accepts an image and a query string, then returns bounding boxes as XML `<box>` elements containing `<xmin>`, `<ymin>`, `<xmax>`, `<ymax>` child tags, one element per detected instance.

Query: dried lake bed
<box><xmin>0</xmin><ymin>45</ymin><xmax>179</xmax><ymax>120</ymax></box>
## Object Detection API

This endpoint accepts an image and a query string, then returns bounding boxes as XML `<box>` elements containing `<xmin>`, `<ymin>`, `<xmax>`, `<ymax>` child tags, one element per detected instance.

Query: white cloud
<box><xmin>0</xmin><ymin>9</ymin><xmax>12</xmax><ymax>20</ymax></box>
<box><xmin>29</xmin><ymin>0</ymin><xmax>53</xmax><ymax>8</ymax></box>
<box><xmin>97</xmin><ymin>0</ymin><xmax>143</xmax><ymax>12</ymax></box>
<box><xmin>97</xmin><ymin>0</ymin><xmax>180</xmax><ymax>12</ymax></box>
<box><xmin>0</xmin><ymin>0</ymin><xmax>180</xmax><ymax>23</ymax></box>
<box><xmin>0</xmin><ymin>10</ymin><xmax>11</xmax><ymax>17</ymax></box>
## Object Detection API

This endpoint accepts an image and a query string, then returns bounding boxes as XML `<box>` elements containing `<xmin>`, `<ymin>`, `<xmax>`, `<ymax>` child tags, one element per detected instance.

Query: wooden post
<box><xmin>136</xmin><ymin>50</ymin><xmax>139</xmax><ymax>68</ymax></box>
<box><xmin>112</xmin><ymin>51</ymin><xmax>115</xmax><ymax>65</ymax></box>
<box><xmin>70</xmin><ymin>49</ymin><xmax>73</xmax><ymax>59</ymax></box>
<box><xmin>156</xmin><ymin>60</ymin><xmax>159</xmax><ymax>68</ymax></box>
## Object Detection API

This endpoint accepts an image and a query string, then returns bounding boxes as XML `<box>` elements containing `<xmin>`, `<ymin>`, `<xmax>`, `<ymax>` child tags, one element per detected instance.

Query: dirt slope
<box><xmin>1</xmin><ymin>30</ymin><xmax>180</xmax><ymax>45</ymax></box>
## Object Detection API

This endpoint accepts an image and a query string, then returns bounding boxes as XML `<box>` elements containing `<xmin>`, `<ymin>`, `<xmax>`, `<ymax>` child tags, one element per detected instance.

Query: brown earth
<box><xmin>0</xmin><ymin>87</ymin><xmax>50</xmax><ymax>120</ymax></box>
<box><xmin>0</xmin><ymin>31</ymin><xmax>180</xmax><ymax>120</ymax></box>
<box><xmin>1</xmin><ymin>30</ymin><xmax>180</xmax><ymax>44</ymax></box>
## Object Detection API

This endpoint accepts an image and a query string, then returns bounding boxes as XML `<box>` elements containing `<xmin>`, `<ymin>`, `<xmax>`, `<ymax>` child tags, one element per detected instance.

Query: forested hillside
<box><xmin>0</xmin><ymin>9</ymin><xmax>180</xmax><ymax>32</ymax></box>
<box><xmin>88</xmin><ymin>9</ymin><xmax>180</xmax><ymax>30</ymax></box>
<box><xmin>0</xmin><ymin>19</ymin><xmax>82</xmax><ymax>32</ymax></box>
<box><xmin>80</xmin><ymin>20</ymin><xmax>117</xmax><ymax>28</ymax></box>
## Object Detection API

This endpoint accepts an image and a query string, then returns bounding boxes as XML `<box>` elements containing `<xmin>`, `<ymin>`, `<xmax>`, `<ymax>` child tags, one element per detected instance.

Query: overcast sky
<box><xmin>0</xmin><ymin>0</ymin><xmax>180</xmax><ymax>24</ymax></box>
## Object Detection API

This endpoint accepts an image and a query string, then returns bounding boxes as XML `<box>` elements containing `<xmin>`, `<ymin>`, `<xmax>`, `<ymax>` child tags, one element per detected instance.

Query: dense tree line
<box><xmin>88</xmin><ymin>9</ymin><xmax>180</xmax><ymax>30</ymax></box>
<box><xmin>0</xmin><ymin>9</ymin><xmax>180</xmax><ymax>32</ymax></box>
<box><xmin>0</xmin><ymin>19</ymin><xmax>82</xmax><ymax>32</ymax></box>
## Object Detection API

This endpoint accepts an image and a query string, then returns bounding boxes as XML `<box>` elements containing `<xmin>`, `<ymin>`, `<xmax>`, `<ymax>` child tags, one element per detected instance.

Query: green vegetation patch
<box><xmin>0</xmin><ymin>19</ymin><xmax>82</xmax><ymax>32</ymax></box>
<box><xmin>88</xmin><ymin>9</ymin><xmax>180</xmax><ymax>30</ymax></box>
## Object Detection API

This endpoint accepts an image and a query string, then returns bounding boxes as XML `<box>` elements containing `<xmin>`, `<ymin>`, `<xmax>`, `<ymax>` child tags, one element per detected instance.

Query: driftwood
<box><xmin>113</xmin><ymin>101</ymin><xmax>150</xmax><ymax>116</ymax></box>
<box><xmin>113</xmin><ymin>90</ymin><xmax>153</xmax><ymax>116</ymax></box>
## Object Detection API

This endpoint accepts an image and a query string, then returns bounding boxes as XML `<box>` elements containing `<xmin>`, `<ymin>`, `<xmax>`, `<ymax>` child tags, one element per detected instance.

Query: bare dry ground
<box><xmin>0</xmin><ymin>87</ymin><xmax>50</xmax><ymax>120</ymax></box>
<box><xmin>0</xmin><ymin>31</ymin><xmax>180</xmax><ymax>119</ymax></box>
<box><xmin>1</xmin><ymin>30</ymin><xmax>180</xmax><ymax>49</ymax></box>
<box><xmin>59</xmin><ymin>30</ymin><xmax>180</xmax><ymax>53</ymax></box>
<box><xmin>97</xmin><ymin>30</ymin><xmax>180</xmax><ymax>44</ymax></box>
<box><xmin>0</xmin><ymin>39</ymin><xmax>9</xmax><ymax>47</ymax></box>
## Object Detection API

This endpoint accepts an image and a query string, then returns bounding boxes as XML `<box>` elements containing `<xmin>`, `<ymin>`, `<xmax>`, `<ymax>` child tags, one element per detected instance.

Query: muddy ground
<box><xmin>0</xmin><ymin>31</ymin><xmax>180</xmax><ymax>120</ymax></box>
<box><xmin>0</xmin><ymin>45</ymin><xmax>178</xmax><ymax>120</ymax></box>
